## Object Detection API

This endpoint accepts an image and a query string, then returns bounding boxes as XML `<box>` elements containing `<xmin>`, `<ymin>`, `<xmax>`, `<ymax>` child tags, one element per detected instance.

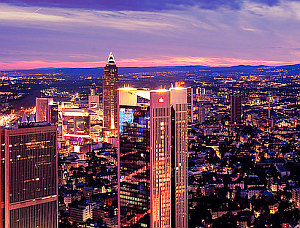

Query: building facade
<box><xmin>230</xmin><ymin>95</ymin><xmax>242</xmax><ymax>124</ymax></box>
<box><xmin>118</xmin><ymin>88</ymin><xmax>151</xmax><ymax>227</ymax></box>
<box><xmin>187</xmin><ymin>87</ymin><xmax>193</xmax><ymax>123</ymax></box>
<box><xmin>36</xmin><ymin>98</ymin><xmax>58</xmax><ymax>124</ymax></box>
<box><xmin>103</xmin><ymin>53</ymin><xmax>119</xmax><ymax>136</ymax></box>
<box><xmin>118</xmin><ymin>87</ymin><xmax>188</xmax><ymax>228</ymax></box>
<box><xmin>150</xmin><ymin>88</ymin><xmax>188</xmax><ymax>228</ymax></box>
<box><xmin>0</xmin><ymin>123</ymin><xmax>58</xmax><ymax>228</ymax></box>
<box><xmin>0</xmin><ymin>129</ymin><xmax>4</xmax><ymax>228</ymax></box>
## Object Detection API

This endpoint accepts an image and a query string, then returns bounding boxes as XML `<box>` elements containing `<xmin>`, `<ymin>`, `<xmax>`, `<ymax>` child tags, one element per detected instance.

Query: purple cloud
<box><xmin>4</xmin><ymin>0</ymin><xmax>300</xmax><ymax>11</ymax></box>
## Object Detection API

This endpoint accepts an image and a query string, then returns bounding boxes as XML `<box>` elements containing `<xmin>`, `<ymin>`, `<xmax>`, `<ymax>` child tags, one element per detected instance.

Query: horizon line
<box><xmin>0</xmin><ymin>56</ymin><xmax>299</xmax><ymax>71</ymax></box>
<box><xmin>1</xmin><ymin>63</ymin><xmax>299</xmax><ymax>72</ymax></box>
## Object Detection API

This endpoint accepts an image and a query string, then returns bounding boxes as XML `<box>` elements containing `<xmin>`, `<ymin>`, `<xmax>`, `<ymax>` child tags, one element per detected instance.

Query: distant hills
<box><xmin>1</xmin><ymin>64</ymin><xmax>300</xmax><ymax>77</ymax></box>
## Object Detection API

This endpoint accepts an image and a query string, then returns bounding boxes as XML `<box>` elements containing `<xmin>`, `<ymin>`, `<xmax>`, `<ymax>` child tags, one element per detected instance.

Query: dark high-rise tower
<box><xmin>103</xmin><ymin>52</ymin><xmax>119</xmax><ymax>136</ymax></box>
<box><xmin>118</xmin><ymin>88</ymin><xmax>151</xmax><ymax>227</ymax></box>
<box><xmin>1</xmin><ymin>123</ymin><xmax>58</xmax><ymax>228</ymax></box>
<box><xmin>230</xmin><ymin>95</ymin><xmax>242</xmax><ymax>124</ymax></box>
<box><xmin>0</xmin><ymin>129</ymin><xmax>4</xmax><ymax>228</ymax></box>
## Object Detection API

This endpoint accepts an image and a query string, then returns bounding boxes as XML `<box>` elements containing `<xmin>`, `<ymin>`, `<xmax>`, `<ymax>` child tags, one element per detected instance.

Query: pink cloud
<box><xmin>0</xmin><ymin>57</ymin><xmax>297</xmax><ymax>70</ymax></box>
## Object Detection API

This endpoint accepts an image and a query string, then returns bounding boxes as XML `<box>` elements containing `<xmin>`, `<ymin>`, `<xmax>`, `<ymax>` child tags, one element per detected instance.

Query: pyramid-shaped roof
<box><xmin>106</xmin><ymin>52</ymin><xmax>116</xmax><ymax>66</ymax></box>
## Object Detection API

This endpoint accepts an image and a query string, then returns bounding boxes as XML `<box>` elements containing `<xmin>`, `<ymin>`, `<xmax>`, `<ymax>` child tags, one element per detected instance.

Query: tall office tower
<box><xmin>230</xmin><ymin>95</ymin><xmax>242</xmax><ymax>124</ymax></box>
<box><xmin>118</xmin><ymin>87</ymin><xmax>151</xmax><ymax>227</ymax></box>
<box><xmin>1</xmin><ymin>123</ymin><xmax>58</xmax><ymax>228</ymax></box>
<box><xmin>89</xmin><ymin>88</ymin><xmax>100</xmax><ymax>109</ymax></box>
<box><xmin>186</xmin><ymin>87</ymin><xmax>193</xmax><ymax>123</ymax></box>
<box><xmin>150</xmin><ymin>87</ymin><xmax>188</xmax><ymax>228</ymax></box>
<box><xmin>36</xmin><ymin>98</ymin><xmax>58</xmax><ymax>124</ymax></box>
<box><xmin>0</xmin><ymin>129</ymin><xmax>4</xmax><ymax>228</ymax></box>
<box><xmin>103</xmin><ymin>52</ymin><xmax>119</xmax><ymax>136</ymax></box>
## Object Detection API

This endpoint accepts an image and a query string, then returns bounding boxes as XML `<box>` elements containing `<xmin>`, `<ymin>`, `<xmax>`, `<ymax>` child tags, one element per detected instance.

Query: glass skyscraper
<box><xmin>118</xmin><ymin>88</ymin><xmax>151</xmax><ymax>227</ymax></box>
<box><xmin>150</xmin><ymin>88</ymin><xmax>188</xmax><ymax>228</ymax></box>
<box><xmin>0</xmin><ymin>123</ymin><xmax>58</xmax><ymax>228</ymax></box>
<box><xmin>118</xmin><ymin>87</ymin><xmax>188</xmax><ymax>228</ymax></box>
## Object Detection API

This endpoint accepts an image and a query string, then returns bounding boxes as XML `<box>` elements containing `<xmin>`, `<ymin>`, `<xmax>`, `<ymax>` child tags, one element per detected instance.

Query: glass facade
<box><xmin>150</xmin><ymin>89</ymin><xmax>188</xmax><ymax>228</ymax></box>
<box><xmin>10</xmin><ymin>201</ymin><xmax>57</xmax><ymax>228</ymax></box>
<box><xmin>4</xmin><ymin>125</ymin><xmax>58</xmax><ymax>228</ymax></box>
<box><xmin>8</xmin><ymin>131</ymin><xmax>57</xmax><ymax>203</ymax></box>
<box><xmin>119</xmin><ymin>105</ymin><xmax>150</xmax><ymax>227</ymax></box>
<box><xmin>1</xmin><ymin>131</ymin><xmax>5</xmax><ymax>228</ymax></box>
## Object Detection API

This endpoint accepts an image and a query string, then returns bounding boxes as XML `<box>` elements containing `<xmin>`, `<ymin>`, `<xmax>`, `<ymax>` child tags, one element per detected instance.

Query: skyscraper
<box><xmin>0</xmin><ymin>129</ymin><xmax>4</xmax><ymax>228</ymax></box>
<box><xmin>103</xmin><ymin>52</ymin><xmax>119</xmax><ymax>136</ymax></box>
<box><xmin>118</xmin><ymin>87</ymin><xmax>151</xmax><ymax>227</ymax></box>
<box><xmin>0</xmin><ymin>123</ymin><xmax>58</xmax><ymax>228</ymax></box>
<box><xmin>150</xmin><ymin>87</ymin><xmax>188</xmax><ymax>228</ymax></box>
<box><xmin>230</xmin><ymin>95</ymin><xmax>242</xmax><ymax>124</ymax></box>
<box><xmin>118</xmin><ymin>87</ymin><xmax>188</xmax><ymax>228</ymax></box>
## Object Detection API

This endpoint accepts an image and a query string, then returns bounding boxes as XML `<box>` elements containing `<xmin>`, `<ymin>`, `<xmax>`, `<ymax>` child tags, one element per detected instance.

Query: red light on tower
<box><xmin>158</xmin><ymin>97</ymin><xmax>164</xmax><ymax>103</ymax></box>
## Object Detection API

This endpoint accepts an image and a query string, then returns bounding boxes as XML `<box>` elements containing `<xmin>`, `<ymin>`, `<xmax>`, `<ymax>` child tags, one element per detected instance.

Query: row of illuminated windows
<box><xmin>120</xmin><ymin>195</ymin><xmax>148</xmax><ymax>205</ymax></box>
<box><xmin>175</xmin><ymin>103</ymin><xmax>187</xmax><ymax>112</ymax></box>
<box><xmin>153</xmin><ymin>108</ymin><xmax>169</xmax><ymax>117</ymax></box>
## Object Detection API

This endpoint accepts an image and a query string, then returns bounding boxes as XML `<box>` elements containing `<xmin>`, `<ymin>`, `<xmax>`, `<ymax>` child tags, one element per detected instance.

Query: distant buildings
<box><xmin>230</xmin><ymin>95</ymin><xmax>242</xmax><ymax>124</ymax></box>
<box><xmin>89</xmin><ymin>88</ymin><xmax>100</xmax><ymax>109</ymax></box>
<box><xmin>36</xmin><ymin>97</ymin><xmax>58</xmax><ymax>124</ymax></box>
<box><xmin>61</xmin><ymin>108</ymin><xmax>90</xmax><ymax>140</ymax></box>
<box><xmin>103</xmin><ymin>53</ymin><xmax>119</xmax><ymax>137</ymax></box>
<box><xmin>0</xmin><ymin>123</ymin><xmax>58</xmax><ymax>228</ymax></box>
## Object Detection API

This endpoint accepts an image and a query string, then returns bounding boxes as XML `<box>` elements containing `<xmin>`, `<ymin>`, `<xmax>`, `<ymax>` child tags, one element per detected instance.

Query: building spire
<box><xmin>107</xmin><ymin>52</ymin><xmax>116</xmax><ymax>66</ymax></box>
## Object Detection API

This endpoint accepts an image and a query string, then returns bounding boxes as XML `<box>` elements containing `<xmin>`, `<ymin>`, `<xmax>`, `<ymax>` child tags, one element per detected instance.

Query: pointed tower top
<box><xmin>106</xmin><ymin>52</ymin><xmax>116</xmax><ymax>66</ymax></box>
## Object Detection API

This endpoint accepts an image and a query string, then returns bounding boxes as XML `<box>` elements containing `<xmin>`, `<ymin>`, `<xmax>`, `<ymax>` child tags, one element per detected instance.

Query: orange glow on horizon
<box><xmin>0</xmin><ymin>56</ymin><xmax>298</xmax><ymax>70</ymax></box>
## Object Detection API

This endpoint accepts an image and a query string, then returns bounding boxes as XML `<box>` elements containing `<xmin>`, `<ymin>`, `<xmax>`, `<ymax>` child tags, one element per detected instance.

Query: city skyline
<box><xmin>0</xmin><ymin>55</ymin><xmax>299</xmax><ymax>227</ymax></box>
<box><xmin>0</xmin><ymin>1</ymin><xmax>299</xmax><ymax>227</ymax></box>
<box><xmin>1</xmin><ymin>0</ymin><xmax>300</xmax><ymax>70</ymax></box>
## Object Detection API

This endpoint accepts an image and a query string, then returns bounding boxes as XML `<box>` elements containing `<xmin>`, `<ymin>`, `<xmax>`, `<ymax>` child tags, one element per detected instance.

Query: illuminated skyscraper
<box><xmin>118</xmin><ymin>87</ymin><xmax>188</xmax><ymax>228</ymax></box>
<box><xmin>0</xmin><ymin>123</ymin><xmax>58</xmax><ymax>228</ymax></box>
<box><xmin>0</xmin><ymin>129</ymin><xmax>4</xmax><ymax>228</ymax></box>
<box><xmin>230</xmin><ymin>95</ymin><xmax>242</xmax><ymax>124</ymax></box>
<box><xmin>103</xmin><ymin>52</ymin><xmax>119</xmax><ymax>136</ymax></box>
<box><xmin>118</xmin><ymin>87</ymin><xmax>151</xmax><ymax>227</ymax></box>
<box><xmin>150</xmin><ymin>87</ymin><xmax>188</xmax><ymax>228</ymax></box>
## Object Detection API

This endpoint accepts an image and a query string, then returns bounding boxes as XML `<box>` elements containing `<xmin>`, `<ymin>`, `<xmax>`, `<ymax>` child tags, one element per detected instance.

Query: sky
<box><xmin>1</xmin><ymin>0</ymin><xmax>300</xmax><ymax>69</ymax></box>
